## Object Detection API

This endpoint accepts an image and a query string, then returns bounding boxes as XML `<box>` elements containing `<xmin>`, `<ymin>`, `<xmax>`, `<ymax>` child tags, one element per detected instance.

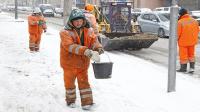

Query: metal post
<box><xmin>15</xmin><ymin>0</ymin><xmax>18</xmax><ymax>19</ymax></box>
<box><xmin>167</xmin><ymin>0</ymin><xmax>179</xmax><ymax>92</ymax></box>
<box><xmin>63</xmin><ymin>0</ymin><xmax>72</xmax><ymax>26</ymax></box>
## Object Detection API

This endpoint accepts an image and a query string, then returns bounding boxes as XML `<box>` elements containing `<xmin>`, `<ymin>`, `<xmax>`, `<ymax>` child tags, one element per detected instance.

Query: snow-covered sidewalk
<box><xmin>1</xmin><ymin>12</ymin><xmax>200</xmax><ymax>112</ymax></box>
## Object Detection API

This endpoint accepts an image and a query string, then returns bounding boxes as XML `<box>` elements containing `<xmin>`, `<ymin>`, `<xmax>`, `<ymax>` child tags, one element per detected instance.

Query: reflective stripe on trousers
<box><xmin>29</xmin><ymin>33</ymin><xmax>41</xmax><ymax>51</ymax></box>
<box><xmin>80</xmin><ymin>88</ymin><xmax>93</xmax><ymax>106</ymax></box>
<box><xmin>65</xmin><ymin>88</ymin><xmax>76</xmax><ymax>104</ymax></box>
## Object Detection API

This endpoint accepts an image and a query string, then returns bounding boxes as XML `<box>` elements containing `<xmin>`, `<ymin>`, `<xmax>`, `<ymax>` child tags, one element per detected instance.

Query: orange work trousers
<box><xmin>179</xmin><ymin>46</ymin><xmax>195</xmax><ymax>64</ymax></box>
<box><xmin>29</xmin><ymin>33</ymin><xmax>41</xmax><ymax>51</ymax></box>
<box><xmin>63</xmin><ymin>67</ymin><xmax>93</xmax><ymax>106</ymax></box>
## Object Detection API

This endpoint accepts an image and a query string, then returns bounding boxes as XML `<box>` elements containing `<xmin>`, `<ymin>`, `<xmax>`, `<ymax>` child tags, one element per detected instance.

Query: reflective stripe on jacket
<box><xmin>178</xmin><ymin>14</ymin><xmax>199</xmax><ymax>46</ymax></box>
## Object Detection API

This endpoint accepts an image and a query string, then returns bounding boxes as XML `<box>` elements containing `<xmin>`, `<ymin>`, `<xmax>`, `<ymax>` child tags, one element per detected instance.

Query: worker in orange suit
<box><xmin>60</xmin><ymin>9</ymin><xmax>104</xmax><ymax>110</ymax></box>
<box><xmin>84</xmin><ymin>4</ymin><xmax>99</xmax><ymax>37</ymax></box>
<box><xmin>177</xmin><ymin>8</ymin><xmax>199</xmax><ymax>73</ymax></box>
<box><xmin>28</xmin><ymin>8</ymin><xmax>47</xmax><ymax>52</ymax></box>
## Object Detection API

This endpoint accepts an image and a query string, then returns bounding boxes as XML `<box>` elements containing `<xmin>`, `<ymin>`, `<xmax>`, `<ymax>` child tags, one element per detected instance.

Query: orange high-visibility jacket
<box><xmin>178</xmin><ymin>14</ymin><xmax>199</xmax><ymax>46</ymax></box>
<box><xmin>28</xmin><ymin>15</ymin><xmax>46</xmax><ymax>34</ymax></box>
<box><xmin>60</xmin><ymin>27</ymin><xmax>102</xmax><ymax>69</ymax></box>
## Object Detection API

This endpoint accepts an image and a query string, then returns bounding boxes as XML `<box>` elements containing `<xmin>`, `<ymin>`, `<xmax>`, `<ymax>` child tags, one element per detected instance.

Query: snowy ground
<box><xmin>1</xmin><ymin>12</ymin><xmax>200</xmax><ymax>112</ymax></box>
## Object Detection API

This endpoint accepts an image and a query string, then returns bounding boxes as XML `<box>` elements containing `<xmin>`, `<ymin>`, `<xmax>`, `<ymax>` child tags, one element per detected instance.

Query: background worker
<box><xmin>28</xmin><ymin>8</ymin><xmax>47</xmax><ymax>52</ymax></box>
<box><xmin>84</xmin><ymin>4</ymin><xmax>104</xmax><ymax>53</ymax></box>
<box><xmin>60</xmin><ymin>9</ymin><xmax>103</xmax><ymax>110</ymax></box>
<box><xmin>177</xmin><ymin>8</ymin><xmax>199</xmax><ymax>73</ymax></box>
<box><xmin>84</xmin><ymin>4</ymin><xmax>99</xmax><ymax>37</ymax></box>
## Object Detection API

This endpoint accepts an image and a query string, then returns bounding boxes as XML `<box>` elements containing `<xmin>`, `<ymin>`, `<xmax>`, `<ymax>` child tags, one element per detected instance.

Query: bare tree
<box><xmin>63</xmin><ymin>0</ymin><xmax>72</xmax><ymax>25</ymax></box>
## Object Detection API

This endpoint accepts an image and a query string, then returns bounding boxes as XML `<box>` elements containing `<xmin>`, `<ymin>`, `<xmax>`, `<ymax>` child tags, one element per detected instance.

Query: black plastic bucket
<box><xmin>92</xmin><ymin>62</ymin><xmax>113</xmax><ymax>79</ymax></box>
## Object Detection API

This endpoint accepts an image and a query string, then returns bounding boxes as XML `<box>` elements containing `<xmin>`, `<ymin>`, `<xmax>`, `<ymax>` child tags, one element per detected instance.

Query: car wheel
<box><xmin>158</xmin><ymin>28</ymin><xmax>165</xmax><ymax>38</ymax></box>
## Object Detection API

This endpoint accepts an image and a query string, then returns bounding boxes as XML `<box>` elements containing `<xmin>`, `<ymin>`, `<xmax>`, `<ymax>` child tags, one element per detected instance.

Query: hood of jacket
<box><xmin>64</xmin><ymin>9</ymin><xmax>90</xmax><ymax>30</ymax></box>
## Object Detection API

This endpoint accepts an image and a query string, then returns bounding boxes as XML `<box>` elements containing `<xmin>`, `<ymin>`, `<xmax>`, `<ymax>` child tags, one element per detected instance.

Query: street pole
<box><xmin>167</xmin><ymin>0</ymin><xmax>179</xmax><ymax>92</ymax></box>
<box><xmin>63</xmin><ymin>0</ymin><xmax>72</xmax><ymax>26</ymax></box>
<box><xmin>15</xmin><ymin>0</ymin><xmax>18</xmax><ymax>19</ymax></box>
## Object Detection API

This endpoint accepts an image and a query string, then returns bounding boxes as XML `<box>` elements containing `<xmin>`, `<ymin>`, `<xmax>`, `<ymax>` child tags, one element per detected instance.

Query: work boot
<box><xmin>67</xmin><ymin>102</ymin><xmax>76</xmax><ymax>108</ymax></box>
<box><xmin>189</xmin><ymin>62</ymin><xmax>195</xmax><ymax>73</ymax></box>
<box><xmin>29</xmin><ymin>47</ymin><xmax>35</xmax><ymax>52</ymax></box>
<box><xmin>176</xmin><ymin>64</ymin><xmax>187</xmax><ymax>72</ymax></box>
<box><xmin>35</xmin><ymin>47</ymin><xmax>39</xmax><ymax>52</ymax></box>
<box><xmin>82</xmin><ymin>103</ymin><xmax>95</xmax><ymax>110</ymax></box>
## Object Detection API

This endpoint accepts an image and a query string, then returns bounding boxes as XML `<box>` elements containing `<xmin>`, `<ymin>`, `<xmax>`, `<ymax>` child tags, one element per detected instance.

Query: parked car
<box><xmin>42</xmin><ymin>9</ymin><xmax>54</xmax><ymax>17</ymax></box>
<box><xmin>153</xmin><ymin>7</ymin><xmax>170</xmax><ymax>14</ymax></box>
<box><xmin>55</xmin><ymin>8</ymin><xmax>63</xmax><ymax>16</ymax></box>
<box><xmin>7</xmin><ymin>5</ymin><xmax>15</xmax><ymax>11</ymax></box>
<box><xmin>39</xmin><ymin>4</ymin><xmax>55</xmax><ymax>17</ymax></box>
<box><xmin>190</xmin><ymin>10</ymin><xmax>200</xmax><ymax>25</ymax></box>
<box><xmin>137</xmin><ymin>12</ymin><xmax>170</xmax><ymax>38</ymax></box>
<box><xmin>132</xmin><ymin>8</ymin><xmax>152</xmax><ymax>21</ymax></box>
<box><xmin>190</xmin><ymin>10</ymin><xmax>200</xmax><ymax>17</ymax></box>
<box><xmin>132</xmin><ymin>8</ymin><xmax>152</xmax><ymax>16</ymax></box>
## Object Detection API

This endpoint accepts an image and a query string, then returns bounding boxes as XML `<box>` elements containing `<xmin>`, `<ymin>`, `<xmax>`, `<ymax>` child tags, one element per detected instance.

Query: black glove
<box><xmin>97</xmin><ymin>48</ymin><xmax>104</xmax><ymax>55</ymax></box>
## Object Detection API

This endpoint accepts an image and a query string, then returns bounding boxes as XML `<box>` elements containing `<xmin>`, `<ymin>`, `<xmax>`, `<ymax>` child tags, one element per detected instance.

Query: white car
<box><xmin>55</xmin><ymin>8</ymin><xmax>63</xmax><ymax>16</ymax></box>
<box><xmin>190</xmin><ymin>10</ymin><xmax>200</xmax><ymax>26</ymax></box>
<box><xmin>132</xmin><ymin>8</ymin><xmax>152</xmax><ymax>20</ymax></box>
<box><xmin>132</xmin><ymin>8</ymin><xmax>152</xmax><ymax>15</ymax></box>
<box><xmin>153</xmin><ymin>7</ymin><xmax>170</xmax><ymax>14</ymax></box>
<box><xmin>43</xmin><ymin>9</ymin><xmax>54</xmax><ymax>17</ymax></box>
<box><xmin>137</xmin><ymin>12</ymin><xmax>170</xmax><ymax>38</ymax></box>
<box><xmin>190</xmin><ymin>10</ymin><xmax>200</xmax><ymax>17</ymax></box>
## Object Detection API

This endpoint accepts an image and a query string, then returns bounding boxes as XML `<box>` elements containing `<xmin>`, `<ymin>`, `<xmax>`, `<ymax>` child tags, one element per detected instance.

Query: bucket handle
<box><xmin>97</xmin><ymin>52</ymin><xmax>111</xmax><ymax>63</ymax></box>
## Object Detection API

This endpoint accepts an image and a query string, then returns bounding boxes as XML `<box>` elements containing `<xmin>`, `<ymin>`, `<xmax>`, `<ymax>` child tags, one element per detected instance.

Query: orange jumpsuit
<box><xmin>28</xmin><ymin>15</ymin><xmax>46</xmax><ymax>51</ymax></box>
<box><xmin>178</xmin><ymin>14</ymin><xmax>199</xmax><ymax>64</ymax></box>
<box><xmin>60</xmin><ymin>27</ymin><xmax>102</xmax><ymax>106</ymax></box>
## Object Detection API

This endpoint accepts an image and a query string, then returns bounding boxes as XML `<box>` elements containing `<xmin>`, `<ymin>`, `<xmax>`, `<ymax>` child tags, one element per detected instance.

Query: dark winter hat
<box><xmin>179</xmin><ymin>8</ymin><xmax>188</xmax><ymax>17</ymax></box>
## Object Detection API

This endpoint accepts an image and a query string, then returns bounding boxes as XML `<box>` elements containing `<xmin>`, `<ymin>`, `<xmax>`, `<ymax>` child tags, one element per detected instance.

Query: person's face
<box><xmin>72</xmin><ymin>19</ymin><xmax>84</xmax><ymax>28</ymax></box>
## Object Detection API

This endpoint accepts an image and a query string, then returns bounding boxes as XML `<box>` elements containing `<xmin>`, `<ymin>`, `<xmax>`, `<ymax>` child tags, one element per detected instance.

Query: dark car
<box><xmin>39</xmin><ymin>4</ymin><xmax>55</xmax><ymax>17</ymax></box>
